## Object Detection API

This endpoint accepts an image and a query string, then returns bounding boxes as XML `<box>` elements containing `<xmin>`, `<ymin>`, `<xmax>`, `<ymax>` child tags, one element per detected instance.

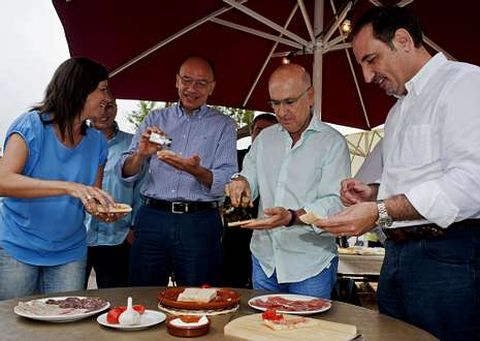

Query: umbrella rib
<box><xmin>242</xmin><ymin>5</ymin><xmax>300</xmax><ymax>107</ymax></box>
<box><xmin>223</xmin><ymin>0</ymin><xmax>311</xmax><ymax>47</ymax></box>
<box><xmin>330</xmin><ymin>0</ymin><xmax>371</xmax><ymax>129</ymax></box>
<box><xmin>323</xmin><ymin>1</ymin><xmax>354</xmax><ymax>44</ymax></box>
<box><xmin>369</xmin><ymin>0</ymin><xmax>383</xmax><ymax>7</ymax></box>
<box><xmin>297</xmin><ymin>0</ymin><xmax>315</xmax><ymax>43</ymax></box>
<box><xmin>109</xmin><ymin>1</ymin><xmax>247</xmax><ymax>78</ymax></box>
<box><xmin>210</xmin><ymin>18</ymin><xmax>303</xmax><ymax>50</ymax></box>
<box><xmin>396</xmin><ymin>0</ymin><xmax>415</xmax><ymax>7</ymax></box>
<box><xmin>424</xmin><ymin>36</ymin><xmax>457</xmax><ymax>61</ymax></box>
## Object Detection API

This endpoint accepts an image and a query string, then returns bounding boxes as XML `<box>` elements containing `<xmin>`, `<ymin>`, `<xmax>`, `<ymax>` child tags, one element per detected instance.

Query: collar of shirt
<box><xmin>177</xmin><ymin>101</ymin><xmax>209</xmax><ymax>119</ymax></box>
<box><xmin>405</xmin><ymin>52</ymin><xmax>447</xmax><ymax>96</ymax></box>
<box><xmin>107</xmin><ymin>121</ymin><xmax>120</xmax><ymax>146</ymax></box>
<box><xmin>276</xmin><ymin>112</ymin><xmax>322</xmax><ymax>142</ymax></box>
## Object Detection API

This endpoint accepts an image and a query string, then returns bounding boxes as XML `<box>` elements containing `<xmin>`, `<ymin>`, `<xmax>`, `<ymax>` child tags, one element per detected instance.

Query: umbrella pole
<box><xmin>313</xmin><ymin>0</ymin><xmax>324</xmax><ymax>120</ymax></box>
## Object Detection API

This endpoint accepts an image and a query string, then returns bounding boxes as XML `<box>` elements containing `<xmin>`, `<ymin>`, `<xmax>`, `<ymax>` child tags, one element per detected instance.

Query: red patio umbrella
<box><xmin>52</xmin><ymin>0</ymin><xmax>479</xmax><ymax>129</ymax></box>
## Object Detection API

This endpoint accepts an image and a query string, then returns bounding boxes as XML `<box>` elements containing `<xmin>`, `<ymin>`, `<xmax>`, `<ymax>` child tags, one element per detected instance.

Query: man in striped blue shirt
<box><xmin>118</xmin><ymin>56</ymin><xmax>237</xmax><ymax>286</ymax></box>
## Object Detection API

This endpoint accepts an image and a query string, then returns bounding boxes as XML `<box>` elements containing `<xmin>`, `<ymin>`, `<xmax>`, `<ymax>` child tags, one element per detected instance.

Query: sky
<box><xmin>0</xmin><ymin>1</ymin><xmax>363</xmax><ymax>154</ymax></box>
<box><xmin>0</xmin><ymin>0</ymin><xmax>138</xmax><ymax>151</ymax></box>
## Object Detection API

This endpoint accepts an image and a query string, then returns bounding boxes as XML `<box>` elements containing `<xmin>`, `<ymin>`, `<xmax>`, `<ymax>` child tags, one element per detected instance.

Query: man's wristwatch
<box><xmin>230</xmin><ymin>173</ymin><xmax>245</xmax><ymax>181</ymax></box>
<box><xmin>376</xmin><ymin>200</ymin><xmax>393</xmax><ymax>228</ymax></box>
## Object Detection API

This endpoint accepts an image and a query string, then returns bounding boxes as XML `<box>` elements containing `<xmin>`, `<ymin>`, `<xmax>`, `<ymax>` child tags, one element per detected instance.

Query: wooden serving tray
<box><xmin>224</xmin><ymin>314</ymin><xmax>358</xmax><ymax>341</ymax></box>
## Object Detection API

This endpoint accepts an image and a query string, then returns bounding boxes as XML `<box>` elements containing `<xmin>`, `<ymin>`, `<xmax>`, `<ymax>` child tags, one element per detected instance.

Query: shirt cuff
<box><xmin>405</xmin><ymin>181</ymin><xmax>459</xmax><ymax>228</ymax></box>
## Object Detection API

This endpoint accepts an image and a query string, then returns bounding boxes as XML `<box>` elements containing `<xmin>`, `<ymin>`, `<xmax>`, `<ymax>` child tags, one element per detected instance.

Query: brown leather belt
<box><xmin>382</xmin><ymin>219</ymin><xmax>480</xmax><ymax>243</ymax></box>
<box><xmin>142</xmin><ymin>196</ymin><xmax>219</xmax><ymax>214</ymax></box>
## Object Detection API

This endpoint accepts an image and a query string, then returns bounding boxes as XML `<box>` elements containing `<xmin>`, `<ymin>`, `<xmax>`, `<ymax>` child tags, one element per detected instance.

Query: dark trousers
<box><xmin>222</xmin><ymin>226</ymin><xmax>253</xmax><ymax>288</ymax></box>
<box><xmin>378</xmin><ymin>227</ymin><xmax>480</xmax><ymax>340</ymax></box>
<box><xmin>129</xmin><ymin>205</ymin><xmax>223</xmax><ymax>287</ymax></box>
<box><xmin>86</xmin><ymin>240</ymin><xmax>130</xmax><ymax>288</ymax></box>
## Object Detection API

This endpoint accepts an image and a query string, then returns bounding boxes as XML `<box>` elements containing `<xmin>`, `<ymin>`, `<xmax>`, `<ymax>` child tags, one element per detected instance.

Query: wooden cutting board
<box><xmin>224</xmin><ymin>314</ymin><xmax>358</xmax><ymax>341</ymax></box>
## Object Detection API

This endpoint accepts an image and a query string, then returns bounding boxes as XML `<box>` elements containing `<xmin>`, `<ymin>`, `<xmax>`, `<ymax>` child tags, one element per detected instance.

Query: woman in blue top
<box><xmin>0</xmin><ymin>57</ymin><xmax>118</xmax><ymax>300</ymax></box>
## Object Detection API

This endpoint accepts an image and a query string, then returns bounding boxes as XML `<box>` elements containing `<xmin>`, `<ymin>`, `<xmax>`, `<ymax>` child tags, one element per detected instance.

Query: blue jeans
<box><xmin>0</xmin><ymin>248</ymin><xmax>86</xmax><ymax>300</ymax></box>
<box><xmin>378</xmin><ymin>228</ymin><xmax>480</xmax><ymax>341</ymax></box>
<box><xmin>252</xmin><ymin>255</ymin><xmax>338</xmax><ymax>299</ymax></box>
<box><xmin>129</xmin><ymin>205</ymin><xmax>223</xmax><ymax>287</ymax></box>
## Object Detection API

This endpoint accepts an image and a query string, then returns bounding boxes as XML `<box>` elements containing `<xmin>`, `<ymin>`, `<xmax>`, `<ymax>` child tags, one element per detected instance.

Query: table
<box><xmin>338</xmin><ymin>253</ymin><xmax>384</xmax><ymax>281</ymax></box>
<box><xmin>0</xmin><ymin>287</ymin><xmax>437</xmax><ymax>341</ymax></box>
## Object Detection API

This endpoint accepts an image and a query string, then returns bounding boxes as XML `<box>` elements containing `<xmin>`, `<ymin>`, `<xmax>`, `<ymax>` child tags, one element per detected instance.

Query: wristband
<box><xmin>285</xmin><ymin>209</ymin><xmax>297</xmax><ymax>227</ymax></box>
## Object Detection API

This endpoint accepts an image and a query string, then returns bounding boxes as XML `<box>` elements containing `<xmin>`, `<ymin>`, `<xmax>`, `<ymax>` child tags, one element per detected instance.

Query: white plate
<box><xmin>248</xmin><ymin>294</ymin><xmax>332</xmax><ymax>315</ymax></box>
<box><xmin>97</xmin><ymin>310</ymin><xmax>167</xmax><ymax>331</ymax></box>
<box><xmin>14</xmin><ymin>296</ymin><xmax>110</xmax><ymax>323</ymax></box>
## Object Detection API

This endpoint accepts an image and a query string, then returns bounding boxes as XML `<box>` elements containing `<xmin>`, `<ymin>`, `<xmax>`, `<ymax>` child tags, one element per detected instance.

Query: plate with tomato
<box><xmin>97</xmin><ymin>304</ymin><xmax>166</xmax><ymax>331</ymax></box>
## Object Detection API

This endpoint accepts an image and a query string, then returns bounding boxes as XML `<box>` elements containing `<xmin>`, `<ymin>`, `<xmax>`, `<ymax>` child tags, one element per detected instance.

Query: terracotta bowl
<box><xmin>166</xmin><ymin>315</ymin><xmax>210</xmax><ymax>338</ymax></box>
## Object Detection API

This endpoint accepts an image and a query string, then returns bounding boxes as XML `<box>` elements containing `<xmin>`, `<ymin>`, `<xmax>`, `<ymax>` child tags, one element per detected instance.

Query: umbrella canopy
<box><xmin>53</xmin><ymin>0</ymin><xmax>479</xmax><ymax>129</ymax></box>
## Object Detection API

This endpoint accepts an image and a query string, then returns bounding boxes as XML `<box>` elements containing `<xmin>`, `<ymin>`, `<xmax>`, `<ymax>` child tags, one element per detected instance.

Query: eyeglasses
<box><xmin>267</xmin><ymin>86</ymin><xmax>311</xmax><ymax>109</ymax></box>
<box><xmin>177</xmin><ymin>74</ymin><xmax>214</xmax><ymax>89</ymax></box>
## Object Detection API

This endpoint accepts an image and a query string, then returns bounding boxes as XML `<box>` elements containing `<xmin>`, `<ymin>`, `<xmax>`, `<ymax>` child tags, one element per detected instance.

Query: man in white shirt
<box><xmin>226</xmin><ymin>64</ymin><xmax>350</xmax><ymax>298</ymax></box>
<box><xmin>315</xmin><ymin>6</ymin><xmax>480</xmax><ymax>340</ymax></box>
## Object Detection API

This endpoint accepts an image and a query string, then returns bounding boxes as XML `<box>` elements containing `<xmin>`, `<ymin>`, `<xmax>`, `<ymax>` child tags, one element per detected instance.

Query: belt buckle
<box><xmin>172</xmin><ymin>202</ymin><xmax>187</xmax><ymax>214</ymax></box>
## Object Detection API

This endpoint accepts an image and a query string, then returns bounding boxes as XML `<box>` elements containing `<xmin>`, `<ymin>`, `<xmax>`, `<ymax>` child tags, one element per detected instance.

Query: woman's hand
<box><xmin>67</xmin><ymin>182</ymin><xmax>114</xmax><ymax>211</ymax></box>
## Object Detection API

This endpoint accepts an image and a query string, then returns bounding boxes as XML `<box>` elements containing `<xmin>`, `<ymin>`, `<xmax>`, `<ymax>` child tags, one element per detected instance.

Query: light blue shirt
<box><xmin>241</xmin><ymin>114</ymin><xmax>350</xmax><ymax>283</ymax></box>
<box><xmin>86</xmin><ymin>127</ymin><xmax>143</xmax><ymax>246</ymax></box>
<box><xmin>0</xmin><ymin>111</ymin><xmax>107</xmax><ymax>266</ymax></box>
<box><xmin>118</xmin><ymin>103</ymin><xmax>237</xmax><ymax>202</ymax></box>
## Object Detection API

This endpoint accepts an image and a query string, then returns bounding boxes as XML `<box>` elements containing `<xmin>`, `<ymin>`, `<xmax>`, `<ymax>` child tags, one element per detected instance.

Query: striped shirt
<box><xmin>118</xmin><ymin>103</ymin><xmax>237</xmax><ymax>202</ymax></box>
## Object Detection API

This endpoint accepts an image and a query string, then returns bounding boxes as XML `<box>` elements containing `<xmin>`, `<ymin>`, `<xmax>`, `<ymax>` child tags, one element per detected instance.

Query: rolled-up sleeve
<box><xmin>406</xmin><ymin>73</ymin><xmax>480</xmax><ymax>227</ymax></box>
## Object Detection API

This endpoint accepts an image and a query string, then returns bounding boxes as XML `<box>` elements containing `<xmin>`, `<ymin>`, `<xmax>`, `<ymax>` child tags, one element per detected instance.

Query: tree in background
<box><xmin>128</xmin><ymin>101</ymin><xmax>255</xmax><ymax>138</ymax></box>
<box><xmin>127</xmin><ymin>101</ymin><xmax>164</xmax><ymax>129</ymax></box>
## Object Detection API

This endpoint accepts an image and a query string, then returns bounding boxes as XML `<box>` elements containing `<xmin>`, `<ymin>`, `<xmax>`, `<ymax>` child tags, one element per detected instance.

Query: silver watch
<box><xmin>230</xmin><ymin>173</ymin><xmax>245</xmax><ymax>181</ymax></box>
<box><xmin>376</xmin><ymin>200</ymin><xmax>393</xmax><ymax>228</ymax></box>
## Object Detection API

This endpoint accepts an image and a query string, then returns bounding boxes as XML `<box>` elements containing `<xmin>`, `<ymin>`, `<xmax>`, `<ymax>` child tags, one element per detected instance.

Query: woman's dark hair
<box><xmin>351</xmin><ymin>6</ymin><xmax>424</xmax><ymax>49</ymax></box>
<box><xmin>33</xmin><ymin>57</ymin><xmax>109</xmax><ymax>144</ymax></box>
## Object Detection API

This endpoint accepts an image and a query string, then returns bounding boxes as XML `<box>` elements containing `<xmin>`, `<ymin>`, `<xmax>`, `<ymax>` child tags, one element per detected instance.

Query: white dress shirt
<box><xmin>379</xmin><ymin>53</ymin><xmax>480</xmax><ymax>228</ymax></box>
<box><xmin>241</xmin><ymin>114</ymin><xmax>351</xmax><ymax>283</ymax></box>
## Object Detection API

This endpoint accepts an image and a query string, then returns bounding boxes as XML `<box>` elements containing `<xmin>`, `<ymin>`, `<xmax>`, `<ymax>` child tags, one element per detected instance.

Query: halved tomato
<box><xmin>262</xmin><ymin>308</ymin><xmax>284</xmax><ymax>321</ymax></box>
<box><xmin>107</xmin><ymin>307</ymin><xmax>126</xmax><ymax>324</ymax></box>
<box><xmin>133</xmin><ymin>304</ymin><xmax>145</xmax><ymax>315</ymax></box>
<box><xmin>117</xmin><ymin>304</ymin><xmax>145</xmax><ymax>315</ymax></box>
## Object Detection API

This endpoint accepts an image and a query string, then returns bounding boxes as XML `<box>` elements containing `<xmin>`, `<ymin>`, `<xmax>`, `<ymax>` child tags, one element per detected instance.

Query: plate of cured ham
<box><xmin>248</xmin><ymin>294</ymin><xmax>331</xmax><ymax>315</ymax></box>
<box><xmin>14</xmin><ymin>296</ymin><xmax>110</xmax><ymax>322</ymax></box>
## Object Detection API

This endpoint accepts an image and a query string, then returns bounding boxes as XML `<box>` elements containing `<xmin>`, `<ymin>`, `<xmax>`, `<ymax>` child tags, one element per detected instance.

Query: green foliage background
<box><xmin>127</xmin><ymin>101</ymin><xmax>255</xmax><ymax>137</ymax></box>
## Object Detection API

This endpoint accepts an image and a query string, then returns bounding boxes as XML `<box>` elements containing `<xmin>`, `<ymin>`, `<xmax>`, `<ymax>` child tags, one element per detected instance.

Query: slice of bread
<box><xmin>157</xmin><ymin>149</ymin><xmax>178</xmax><ymax>158</ymax></box>
<box><xmin>227</xmin><ymin>219</ymin><xmax>255</xmax><ymax>227</ymax></box>
<box><xmin>96</xmin><ymin>203</ymin><xmax>132</xmax><ymax>213</ymax></box>
<box><xmin>177</xmin><ymin>288</ymin><xmax>217</xmax><ymax>303</ymax></box>
<box><xmin>299</xmin><ymin>211</ymin><xmax>321</xmax><ymax>224</ymax></box>
<box><xmin>262</xmin><ymin>314</ymin><xmax>319</xmax><ymax>331</ymax></box>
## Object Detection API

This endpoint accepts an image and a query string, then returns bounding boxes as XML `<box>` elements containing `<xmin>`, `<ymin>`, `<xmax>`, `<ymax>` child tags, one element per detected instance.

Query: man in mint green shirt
<box><xmin>226</xmin><ymin>64</ymin><xmax>350</xmax><ymax>298</ymax></box>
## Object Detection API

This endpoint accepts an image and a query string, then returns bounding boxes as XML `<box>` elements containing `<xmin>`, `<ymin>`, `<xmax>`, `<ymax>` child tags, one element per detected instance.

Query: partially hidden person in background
<box><xmin>0</xmin><ymin>57</ymin><xmax>121</xmax><ymax>300</ymax></box>
<box><xmin>222</xmin><ymin>112</ymin><xmax>278</xmax><ymax>288</ymax></box>
<box><xmin>118</xmin><ymin>56</ymin><xmax>237</xmax><ymax>287</ymax></box>
<box><xmin>314</xmin><ymin>6</ymin><xmax>480</xmax><ymax>340</ymax></box>
<box><xmin>85</xmin><ymin>99</ymin><xmax>144</xmax><ymax>289</ymax></box>
<box><xmin>226</xmin><ymin>63</ymin><xmax>350</xmax><ymax>298</ymax></box>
